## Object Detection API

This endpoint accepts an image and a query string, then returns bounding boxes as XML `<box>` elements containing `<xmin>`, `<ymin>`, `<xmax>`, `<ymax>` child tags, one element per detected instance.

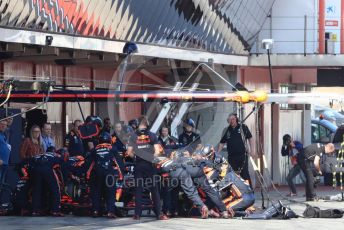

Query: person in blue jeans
<box><xmin>0</xmin><ymin>119</ymin><xmax>10</xmax><ymax>201</ymax></box>
<box><xmin>282</xmin><ymin>134</ymin><xmax>304</xmax><ymax>196</ymax></box>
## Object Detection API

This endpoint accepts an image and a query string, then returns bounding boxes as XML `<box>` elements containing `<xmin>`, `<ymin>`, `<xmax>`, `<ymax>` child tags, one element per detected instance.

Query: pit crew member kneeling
<box><xmin>197</xmin><ymin>145</ymin><xmax>255</xmax><ymax>215</ymax></box>
<box><xmin>160</xmin><ymin>150</ymin><xmax>232</xmax><ymax>219</ymax></box>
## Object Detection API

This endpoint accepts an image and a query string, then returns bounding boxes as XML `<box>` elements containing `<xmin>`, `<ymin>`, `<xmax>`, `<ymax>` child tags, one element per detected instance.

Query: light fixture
<box><xmin>261</xmin><ymin>39</ymin><xmax>274</xmax><ymax>93</ymax></box>
<box><xmin>123</xmin><ymin>42</ymin><xmax>138</xmax><ymax>54</ymax></box>
<box><xmin>261</xmin><ymin>39</ymin><xmax>274</xmax><ymax>50</ymax></box>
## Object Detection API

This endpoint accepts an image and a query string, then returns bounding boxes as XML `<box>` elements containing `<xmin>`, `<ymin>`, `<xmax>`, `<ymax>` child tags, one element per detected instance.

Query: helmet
<box><xmin>193</xmin><ymin>149</ymin><xmax>203</xmax><ymax>156</ymax></box>
<box><xmin>99</xmin><ymin>132</ymin><xmax>112</xmax><ymax>144</ymax></box>
<box><xmin>85</xmin><ymin>116</ymin><xmax>103</xmax><ymax>128</ymax></box>
<box><xmin>200</xmin><ymin>144</ymin><xmax>215</xmax><ymax>159</ymax></box>
<box><xmin>171</xmin><ymin>150</ymin><xmax>184</xmax><ymax>159</ymax></box>
<box><xmin>184</xmin><ymin>118</ymin><xmax>195</xmax><ymax>128</ymax></box>
<box><xmin>56</xmin><ymin>148</ymin><xmax>69</xmax><ymax>161</ymax></box>
<box><xmin>128</xmin><ymin>119</ymin><xmax>139</xmax><ymax>127</ymax></box>
<box><xmin>46</xmin><ymin>146</ymin><xmax>56</xmax><ymax>153</ymax></box>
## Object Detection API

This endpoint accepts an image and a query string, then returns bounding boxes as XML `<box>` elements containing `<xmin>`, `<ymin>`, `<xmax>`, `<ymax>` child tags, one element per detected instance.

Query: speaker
<box><xmin>25</xmin><ymin>109</ymin><xmax>47</xmax><ymax>137</ymax></box>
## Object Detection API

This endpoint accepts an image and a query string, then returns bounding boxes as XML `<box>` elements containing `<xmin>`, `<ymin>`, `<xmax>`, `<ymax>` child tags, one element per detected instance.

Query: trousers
<box><xmin>32</xmin><ymin>166</ymin><xmax>61</xmax><ymax>213</ymax></box>
<box><xmin>91</xmin><ymin>167</ymin><xmax>117</xmax><ymax>213</ymax></box>
<box><xmin>134</xmin><ymin>163</ymin><xmax>161</xmax><ymax>217</ymax></box>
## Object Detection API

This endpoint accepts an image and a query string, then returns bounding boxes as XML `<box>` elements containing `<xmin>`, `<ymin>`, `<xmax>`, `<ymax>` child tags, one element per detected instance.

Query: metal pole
<box><xmin>304</xmin><ymin>14</ymin><xmax>307</xmax><ymax>56</ymax></box>
<box><xmin>341</xmin><ymin>0</ymin><xmax>344</xmax><ymax>53</ymax></box>
<box><xmin>319</xmin><ymin>0</ymin><xmax>326</xmax><ymax>54</ymax></box>
<box><xmin>267</xmin><ymin>49</ymin><xmax>273</xmax><ymax>93</ymax></box>
<box><xmin>267</xmin><ymin>48</ymin><xmax>274</xmax><ymax>180</ymax></box>
<box><xmin>256</xmin><ymin>102</ymin><xmax>266</xmax><ymax>209</ymax></box>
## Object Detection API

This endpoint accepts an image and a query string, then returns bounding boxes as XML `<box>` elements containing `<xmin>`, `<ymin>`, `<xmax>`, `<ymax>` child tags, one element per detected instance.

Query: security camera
<box><xmin>46</xmin><ymin>35</ymin><xmax>53</xmax><ymax>46</ymax></box>
<box><xmin>123</xmin><ymin>42</ymin><xmax>138</xmax><ymax>54</ymax></box>
<box><xmin>261</xmin><ymin>39</ymin><xmax>274</xmax><ymax>50</ymax></box>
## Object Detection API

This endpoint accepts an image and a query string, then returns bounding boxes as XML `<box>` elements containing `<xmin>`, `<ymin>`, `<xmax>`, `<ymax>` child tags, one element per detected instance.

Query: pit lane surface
<box><xmin>1</xmin><ymin>186</ymin><xmax>344</xmax><ymax>230</ymax></box>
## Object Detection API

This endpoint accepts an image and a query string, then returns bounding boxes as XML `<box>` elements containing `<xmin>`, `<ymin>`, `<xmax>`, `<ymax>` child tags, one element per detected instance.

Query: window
<box><xmin>279</xmin><ymin>85</ymin><xmax>297</xmax><ymax>110</ymax></box>
<box><xmin>311</xmin><ymin>123</ymin><xmax>332</xmax><ymax>143</ymax></box>
<box><xmin>279</xmin><ymin>85</ymin><xmax>289</xmax><ymax>110</ymax></box>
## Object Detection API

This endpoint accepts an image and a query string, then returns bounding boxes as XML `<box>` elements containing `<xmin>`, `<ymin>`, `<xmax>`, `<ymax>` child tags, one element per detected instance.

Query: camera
<box><xmin>283</xmin><ymin>139</ymin><xmax>291</xmax><ymax>146</ymax></box>
<box><xmin>45</xmin><ymin>35</ymin><xmax>53</xmax><ymax>46</ymax></box>
<box><xmin>282</xmin><ymin>134</ymin><xmax>292</xmax><ymax>146</ymax></box>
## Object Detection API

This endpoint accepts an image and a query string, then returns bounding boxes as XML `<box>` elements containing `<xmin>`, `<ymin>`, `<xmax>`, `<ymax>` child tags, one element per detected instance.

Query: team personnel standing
<box><xmin>91</xmin><ymin>132</ymin><xmax>123</xmax><ymax>218</ymax></box>
<box><xmin>4</xmin><ymin>115</ymin><xmax>13</xmax><ymax>172</ymax></box>
<box><xmin>19</xmin><ymin>125</ymin><xmax>43</xmax><ymax>160</ymax></box>
<box><xmin>297</xmin><ymin>143</ymin><xmax>335</xmax><ymax>201</ymax></box>
<box><xmin>128</xmin><ymin>119</ymin><xmax>138</xmax><ymax>134</ymax></box>
<box><xmin>112</xmin><ymin>122</ymin><xmax>127</xmax><ymax>155</ymax></box>
<box><xmin>0</xmin><ymin>120</ymin><xmax>10</xmax><ymax>191</ymax></box>
<box><xmin>65</xmin><ymin>119</ymin><xmax>84</xmax><ymax>156</ymax></box>
<box><xmin>158</xmin><ymin>126</ymin><xmax>178</xmax><ymax>155</ymax></box>
<box><xmin>158</xmin><ymin>126</ymin><xmax>179</xmax><ymax>216</ymax></box>
<box><xmin>4</xmin><ymin>114</ymin><xmax>13</xmax><ymax>147</ymax></box>
<box><xmin>41</xmin><ymin>123</ymin><xmax>56</xmax><ymax>152</ymax></box>
<box><xmin>102</xmin><ymin>118</ymin><xmax>113</xmax><ymax>134</ymax></box>
<box><xmin>218</xmin><ymin>113</ymin><xmax>255</xmax><ymax>183</ymax></box>
<box><xmin>127</xmin><ymin>116</ymin><xmax>168</xmax><ymax>220</ymax></box>
<box><xmin>178</xmin><ymin>118</ymin><xmax>201</xmax><ymax>152</ymax></box>
<box><xmin>18</xmin><ymin>125</ymin><xmax>44</xmax><ymax>214</ymax></box>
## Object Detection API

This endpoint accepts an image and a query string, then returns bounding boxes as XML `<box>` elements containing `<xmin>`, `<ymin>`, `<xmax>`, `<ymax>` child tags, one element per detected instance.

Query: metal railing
<box><xmin>251</xmin><ymin>15</ymin><xmax>344</xmax><ymax>55</ymax></box>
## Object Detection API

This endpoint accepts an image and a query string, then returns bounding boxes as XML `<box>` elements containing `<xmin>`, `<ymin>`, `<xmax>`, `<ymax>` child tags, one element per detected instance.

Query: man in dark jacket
<box><xmin>178</xmin><ymin>118</ymin><xmax>201</xmax><ymax>152</ymax></box>
<box><xmin>218</xmin><ymin>114</ymin><xmax>256</xmax><ymax>183</ymax></box>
